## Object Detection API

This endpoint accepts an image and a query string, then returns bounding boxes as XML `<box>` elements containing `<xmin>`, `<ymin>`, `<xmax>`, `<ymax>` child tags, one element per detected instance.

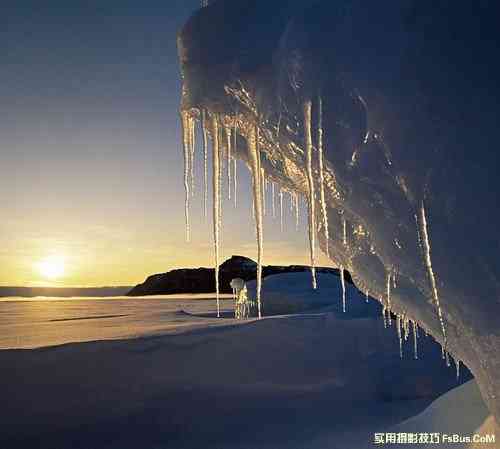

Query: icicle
<box><xmin>279</xmin><ymin>189</ymin><xmax>284</xmax><ymax>232</ymax></box>
<box><xmin>397</xmin><ymin>315</ymin><xmax>403</xmax><ymax>358</ymax></box>
<box><xmin>365</xmin><ymin>290</ymin><xmax>369</xmax><ymax>303</ymax></box>
<box><xmin>211</xmin><ymin>114</ymin><xmax>221</xmax><ymax>317</ymax></box>
<box><xmin>304</xmin><ymin>100</ymin><xmax>317</xmax><ymax>289</ymax></box>
<box><xmin>342</xmin><ymin>216</ymin><xmax>347</xmax><ymax>246</ymax></box>
<box><xmin>181</xmin><ymin>111</ymin><xmax>191</xmax><ymax>242</ymax></box>
<box><xmin>261</xmin><ymin>168</ymin><xmax>266</xmax><ymax>216</ymax></box>
<box><xmin>317</xmin><ymin>95</ymin><xmax>330</xmax><ymax>257</ymax></box>
<box><xmin>339</xmin><ymin>265</ymin><xmax>347</xmax><ymax>313</ymax></box>
<box><xmin>247</xmin><ymin>124</ymin><xmax>264</xmax><ymax>318</ymax></box>
<box><xmin>233</xmin><ymin>118</ymin><xmax>238</xmax><ymax>208</ymax></box>
<box><xmin>201</xmin><ymin>110</ymin><xmax>209</xmax><ymax>219</ymax></box>
<box><xmin>445</xmin><ymin>350</ymin><xmax>451</xmax><ymax>367</ymax></box>
<box><xmin>272</xmin><ymin>183</ymin><xmax>276</xmax><ymax>218</ymax></box>
<box><xmin>295</xmin><ymin>193</ymin><xmax>299</xmax><ymax>230</ymax></box>
<box><xmin>454</xmin><ymin>357</ymin><xmax>461</xmax><ymax>380</ymax></box>
<box><xmin>386</xmin><ymin>270</ymin><xmax>392</xmax><ymax>326</ymax></box>
<box><xmin>404</xmin><ymin>317</ymin><xmax>410</xmax><ymax>341</ymax></box>
<box><xmin>226</xmin><ymin>127</ymin><xmax>232</xmax><ymax>200</ymax></box>
<box><xmin>289</xmin><ymin>191</ymin><xmax>294</xmax><ymax>213</ymax></box>
<box><xmin>412</xmin><ymin>321</ymin><xmax>418</xmax><ymax>359</ymax></box>
<box><xmin>382</xmin><ymin>305</ymin><xmax>387</xmax><ymax>328</ymax></box>
<box><xmin>189</xmin><ymin>115</ymin><xmax>196</xmax><ymax>196</ymax></box>
<box><xmin>419</xmin><ymin>201</ymin><xmax>447</xmax><ymax>349</ymax></box>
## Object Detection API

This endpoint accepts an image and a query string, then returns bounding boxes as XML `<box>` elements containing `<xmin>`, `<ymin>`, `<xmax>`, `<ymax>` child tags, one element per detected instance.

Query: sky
<box><xmin>0</xmin><ymin>0</ymin><xmax>332</xmax><ymax>287</ymax></box>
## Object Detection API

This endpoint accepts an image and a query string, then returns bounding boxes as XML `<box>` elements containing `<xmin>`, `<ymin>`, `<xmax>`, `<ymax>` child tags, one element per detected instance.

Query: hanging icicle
<box><xmin>365</xmin><ymin>290</ymin><xmax>369</xmax><ymax>303</ymax></box>
<box><xmin>317</xmin><ymin>95</ymin><xmax>330</xmax><ymax>257</ymax></box>
<box><xmin>412</xmin><ymin>321</ymin><xmax>419</xmax><ymax>359</ymax></box>
<box><xmin>261</xmin><ymin>168</ymin><xmax>266</xmax><ymax>216</ymax></box>
<box><xmin>386</xmin><ymin>270</ymin><xmax>392</xmax><ymax>326</ymax></box>
<box><xmin>279</xmin><ymin>188</ymin><xmax>284</xmax><ymax>232</ymax></box>
<box><xmin>247</xmin><ymin>124</ymin><xmax>264</xmax><ymax>318</ymax></box>
<box><xmin>294</xmin><ymin>193</ymin><xmax>299</xmax><ymax>231</ymax></box>
<box><xmin>397</xmin><ymin>315</ymin><xmax>403</xmax><ymax>358</ymax></box>
<box><xmin>304</xmin><ymin>100</ymin><xmax>318</xmax><ymax>289</ymax></box>
<box><xmin>211</xmin><ymin>113</ymin><xmax>221</xmax><ymax>318</ymax></box>
<box><xmin>453</xmin><ymin>356</ymin><xmax>461</xmax><ymax>380</ymax></box>
<box><xmin>419</xmin><ymin>201</ymin><xmax>447</xmax><ymax>349</ymax></box>
<box><xmin>181</xmin><ymin>111</ymin><xmax>191</xmax><ymax>242</ymax></box>
<box><xmin>233</xmin><ymin>157</ymin><xmax>237</xmax><ymax>208</ymax></box>
<box><xmin>202</xmin><ymin>110</ymin><xmax>209</xmax><ymax>219</ymax></box>
<box><xmin>226</xmin><ymin>127</ymin><xmax>232</xmax><ymax>200</ymax></box>
<box><xmin>342</xmin><ymin>215</ymin><xmax>347</xmax><ymax>246</ymax></box>
<box><xmin>189</xmin><ymin>115</ymin><xmax>196</xmax><ymax>196</ymax></box>
<box><xmin>340</xmin><ymin>265</ymin><xmax>346</xmax><ymax>313</ymax></box>
<box><xmin>272</xmin><ymin>182</ymin><xmax>276</xmax><ymax>218</ymax></box>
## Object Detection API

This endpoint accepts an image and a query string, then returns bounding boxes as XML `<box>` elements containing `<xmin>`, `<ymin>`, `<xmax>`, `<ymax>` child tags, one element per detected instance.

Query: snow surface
<box><xmin>0</xmin><ymin>273</ymin><xmax>479</xmax><ymax>448</ymax></box>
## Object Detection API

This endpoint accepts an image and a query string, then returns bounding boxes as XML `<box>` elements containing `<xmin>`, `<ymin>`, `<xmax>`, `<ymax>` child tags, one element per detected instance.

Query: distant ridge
<box><xmin>127</xmin><ymin>255</ymin><xmax>352</xmax><ymax>296</ymax></box>
<box><xmin>0</xmin><ymin>286</ymin><xmax>132</xmax><ymax>298</ymax></box>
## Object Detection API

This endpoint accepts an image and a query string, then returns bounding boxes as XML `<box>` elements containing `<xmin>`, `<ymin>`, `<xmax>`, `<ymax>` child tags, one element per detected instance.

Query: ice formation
<box><xmin>419</xmin><ymin>201</ymin><xmax>447</xmax><ymax>349</ymax></box>
<box><xmin>247</xmin><ymin>125</ymin><xmax>264</xmax><ymax>318</ymax></box>
<box><xmin>181</xmin><ymin>111</ymin><xmax>191</xmax><ymax>242</ymax></box>
<box><xmin>178</xmin><ymin>0</ymin><xmax>500</xmax><ymax>424</ymax></box>
<box><xmin>279</xmin><ymin>188</ymin><xmax>284</xmax><ymax>231</ymax></box>
<box><xmin>201</xmin><ymin>110</ymin><xmax>209</xmax><ymax>218</ymax></box>
<box><xmin>317</xmin><ymin>96</ymin><xmax>329</xmax><ymax>258</ymax></box>
<box><xmin>340</xmin><ymin>265</ymin><xmax>346</xmax><ymax>313</ymax></box>
<box><xmin>210</xmin><ymin>114</ymin><xmax>221</xmax><ymax>317</ymax></box>
<box><xmin>226</xmin><ymin>127</ymin><xmax>232</xmax><ymax>199</ymax></box>
<box><xmin>304</xmin><ymin>100</ymin><xmax>317</xmax><ymax>290</ymax></box>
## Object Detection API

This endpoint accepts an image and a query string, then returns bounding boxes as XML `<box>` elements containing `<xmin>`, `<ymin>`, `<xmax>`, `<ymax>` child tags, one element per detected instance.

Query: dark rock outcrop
<box><xmin>127</xmin><ymin>255</ymin><xmax>352</xmax><ymax>296</ymax></box>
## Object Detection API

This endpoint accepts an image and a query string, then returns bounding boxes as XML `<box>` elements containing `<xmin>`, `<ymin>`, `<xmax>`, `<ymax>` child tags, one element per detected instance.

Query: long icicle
<box><xmin>304</xmin><ymin>99</ymin><xmax>318</xmax><ymax>289</ymax></box>
<box><xmin>226</xmin><ymin>127</ymin><xmax>232</xmax><ymax>200</ymax></box>
<box><xmin>317</xmin><ymin>95</ymin><xmax>330</xmax><ymax>257</ymax></box>
<box><xmin>340</xmin><ymin>265</ymin><xmax>346</xmax><ymax>312</ymax></box>
<box><xmin>248</xmin><ymin>124</ymin><xmax>264</xmax><ymax>318</ymax></box>
<box><xmin>342</xmin><ymin>215</ymin><xmax>347</xmax><ymax>246</ymax></box>
<box><xmin>211</xmin><ymin>114</ymin><xmax>221</xmax><ymax>317</ymax></box>
<box><xmin>272</xmin><ymin>183</ymin><xmax>276</xmax><ymax>218</ymax></box>
<box><xmin>419</xmin><ymin>201</ymin><xmax>447</xmax><ymax>349</ymax></box>
<box><xmin>262</xmin><ymin>168</ymin><xmax>266</xmax><ymax>216</ymax></box>
<box><xmin>397</xmin><ymin>315</ymin><xmax>403</xmax><ymax>358</ymax></box>
<box><xmin>412</xmin><ymin>321</ymin><xmax>419</xmax><ymax>360</ymax></box>
<box><xmin>181</xmin><ymin>111</ymin><xmax>191</xmax><ymax>242</ymax></box>
<box><xmin>233</xmin><ymin>157</ymin><xmax>237</xmax><ymax>208</ymax></box>
<box><xmin>233</xmin><ymin>117</ymin><xmax>238</xmax><ymax>208</ymax></box>
<box><xmin>294</xmin><ymin>192</ymin><xmax>299</xmax><ymax>230</ymax></box>
<box><xmin>279</xmin><ymin>188</ymin><xmax>284</xmax><ymax>232</ymax></box>
<box><xmin>189</xmin><ymin>115</ymin><xmax>196</xmax><ymax>196</ymax></box>
<box><xmin>386</xmin><ymin>270</ymin><xmax>392</xmax><ymax>326</ymax></box>
<box><xmin>202</xmin><ymin>110</ymin><xmax>209</xmax><ymax>218</ymax></box>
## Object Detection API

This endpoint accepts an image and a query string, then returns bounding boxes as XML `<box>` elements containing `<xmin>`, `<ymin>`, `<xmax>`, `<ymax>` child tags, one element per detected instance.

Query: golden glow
<box><xmin>37</xmin><ymin>255</ymin><xmax>66</xmax><ymax>280</ymax></box>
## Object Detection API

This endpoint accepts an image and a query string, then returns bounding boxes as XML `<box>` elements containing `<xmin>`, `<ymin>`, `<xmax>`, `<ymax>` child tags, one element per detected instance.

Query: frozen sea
<box><xmin>0</xmin><ymin>294</ymin><xmax>236</xmax><ymax>349</ymax></box>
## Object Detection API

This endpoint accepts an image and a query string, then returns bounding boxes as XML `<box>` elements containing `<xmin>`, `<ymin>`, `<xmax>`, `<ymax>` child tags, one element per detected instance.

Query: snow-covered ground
<box><xmin>382</xmin><ymin>380</ymin><xmax>497</xmax><ymax>449</ymax></box>
<box><xmin>0</xmin><ymin>274</ymin><xmax>495</xmax><ymax>448</ymax></box>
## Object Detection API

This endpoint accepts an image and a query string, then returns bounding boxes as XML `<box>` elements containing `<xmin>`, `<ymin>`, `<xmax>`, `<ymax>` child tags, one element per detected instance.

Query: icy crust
<box><xmin>177</xmin><ymin>0</ymin><xmax>500</xmax><ymax>423</ymax></box>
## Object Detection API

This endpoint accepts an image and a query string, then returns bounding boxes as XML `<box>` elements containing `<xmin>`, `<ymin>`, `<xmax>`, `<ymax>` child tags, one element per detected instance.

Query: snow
<box><xmin>0</xmin><ymin>272</ymin><xmax>479</xmax><ymax>448</ymax></box>
<box><xmin>385</xmin><ymin>380</ymin><xmax>497</xmax><ymax>449</ymax></box>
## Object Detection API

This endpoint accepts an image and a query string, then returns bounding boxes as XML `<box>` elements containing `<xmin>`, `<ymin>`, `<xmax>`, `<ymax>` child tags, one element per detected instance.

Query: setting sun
<box><xmin>37</xmin><ymin>255</ymin><xmax>66</xmax><ymax>280</ymax></box>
